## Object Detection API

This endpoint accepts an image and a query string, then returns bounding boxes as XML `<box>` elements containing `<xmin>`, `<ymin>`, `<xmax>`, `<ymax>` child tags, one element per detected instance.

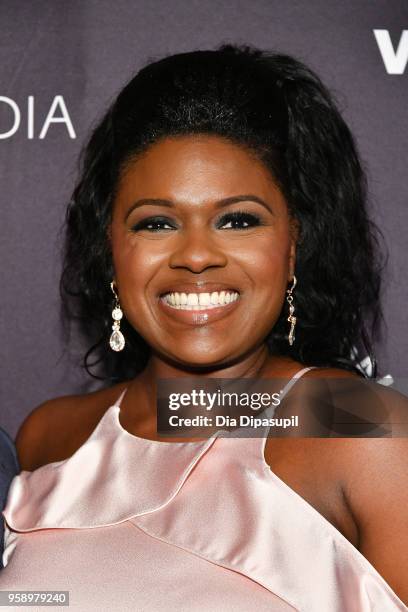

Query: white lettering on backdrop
<box><xmin>0</xmin><ymin>95</ymin><xmax>76</xmax><ymax>139</ymax></box>
<box><xmin>374</xmin><ymin>30</ymin><xmax>408</xmax><ymax>75</ymax></box>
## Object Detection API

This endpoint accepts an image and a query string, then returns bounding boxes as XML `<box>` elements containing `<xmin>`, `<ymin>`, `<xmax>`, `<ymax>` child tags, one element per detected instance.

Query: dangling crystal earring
<box><xmin>286</xmin><ymin>275</ymin><xmax>297</xmax><ymax>346</ymax></box>
<box><xmin>109</xmin><ymin>281</ymin><xmax>125</xmax><ymax>352</ymax></box>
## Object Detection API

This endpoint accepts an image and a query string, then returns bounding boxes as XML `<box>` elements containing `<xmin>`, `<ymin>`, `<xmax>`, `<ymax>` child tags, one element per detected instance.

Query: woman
<box><xmin>1</xmin><ymin>44</ymin><xmax>407</xmax><ymax>610</ymax></box>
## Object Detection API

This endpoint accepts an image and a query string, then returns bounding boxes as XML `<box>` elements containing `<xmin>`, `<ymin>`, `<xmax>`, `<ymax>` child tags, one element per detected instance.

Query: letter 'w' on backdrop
<box><xmin>373</xmin><ymin>30</ymin><xmax>408</xmax><ymax>74</ymax></box>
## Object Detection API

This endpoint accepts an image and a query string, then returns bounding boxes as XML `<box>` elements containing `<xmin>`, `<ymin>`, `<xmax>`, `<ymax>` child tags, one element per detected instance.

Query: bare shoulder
<box><xmin>299</xmin><ymin>365</ymin><xmax>408</xmax><ymax>459</ymax></box>
<box><xmin>303</xmin><ymin>365</ymin><xmax>361</xmax><ymax>379</ymax></box>
<box><xmin>333</xmin><ymin>433</ymin><xmax>408</xmax><ymax>603</ymax></box>
<box><xmin>309</xmin><ymin>366</ymin><xmax>407</xmax><ymax>432</ymax></box>
<box><xmin>303</xmin><ymin>368</ymin><xmax>408</xmax><ymax>602</ymax></box>
<box><xmin>16</xmin><ymin>382</ymin><xmax>128</xmax><ymax>471</ymax></box>
<box><xmin>324</xmin><ymin>378</ymin><xmax>408</xmax><ymax>485</ymax></box>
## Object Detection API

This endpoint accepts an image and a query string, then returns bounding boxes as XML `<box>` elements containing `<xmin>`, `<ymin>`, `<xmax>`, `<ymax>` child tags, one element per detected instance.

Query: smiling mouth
<box><xmin>160</xmin><ymin>290</ymin><xmax>240</xmax><ymax>311</ymax></box>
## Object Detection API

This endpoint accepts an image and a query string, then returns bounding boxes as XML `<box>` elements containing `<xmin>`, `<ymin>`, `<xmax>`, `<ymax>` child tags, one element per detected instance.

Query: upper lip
<box><xmin>159</xmin><ymin>282</ymin><xmax>240</xmax><ymax>296</ymax></box>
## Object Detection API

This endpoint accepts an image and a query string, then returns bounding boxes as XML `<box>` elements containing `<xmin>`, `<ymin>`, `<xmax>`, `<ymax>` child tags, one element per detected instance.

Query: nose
<box><xmin>168</xmin><ymin>227</ymin><xmax>228</xmax><ymax>273</ymax></box>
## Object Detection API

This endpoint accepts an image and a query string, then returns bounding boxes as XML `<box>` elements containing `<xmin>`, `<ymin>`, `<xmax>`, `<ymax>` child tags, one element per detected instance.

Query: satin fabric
<box><xmin>1</xmin><ymin>367</ymin><xmax>407</xmax><ymax>611</ymax></box>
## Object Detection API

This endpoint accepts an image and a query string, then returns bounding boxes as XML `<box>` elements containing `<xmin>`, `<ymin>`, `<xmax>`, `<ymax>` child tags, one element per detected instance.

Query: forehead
<box><xmin>116</xmin><ymin>135</ymin><xmax>282</xmax><ymax>204</ymax></box>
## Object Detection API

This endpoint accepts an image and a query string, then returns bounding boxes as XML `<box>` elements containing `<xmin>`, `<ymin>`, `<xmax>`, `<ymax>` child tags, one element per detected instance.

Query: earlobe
<box><xmin>290</xmin><ymin>217</ymin><xmax>300</xmax><ymax>243</ymax></box>
<box><xmin>287</xmin><ymin>218</ymin><xmax>299</xmax><ymax>281</ymax></box>
<box><xmin>288</xmin><ymin>243</ymin><xmax>297</xmax><ymax>282</ymax></box>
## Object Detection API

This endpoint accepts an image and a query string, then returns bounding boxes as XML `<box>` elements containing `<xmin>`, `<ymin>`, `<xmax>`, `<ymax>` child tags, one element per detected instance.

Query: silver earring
<box><xmin>286</xmin><ymin>275</ymin><xmax>297</xmax><ymax>346</ymax></box>
<box><xmin>109</xmin><ymin>281</ymin><xmax>125</xmax><ymax>352</ymax></box>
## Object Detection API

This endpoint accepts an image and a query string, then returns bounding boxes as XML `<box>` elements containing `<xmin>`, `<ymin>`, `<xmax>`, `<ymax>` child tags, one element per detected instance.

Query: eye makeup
<box><xmin>130</xmin><ymin>209</ymin><xmax>263</xmax><ymax>233</ymax></box>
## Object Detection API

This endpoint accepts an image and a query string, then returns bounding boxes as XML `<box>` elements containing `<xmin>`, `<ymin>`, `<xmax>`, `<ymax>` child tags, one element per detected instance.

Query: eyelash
<box><xmin>131</xmin><ymin>210</ymin><xmax>262</xmax><ymax>232</ymax></box>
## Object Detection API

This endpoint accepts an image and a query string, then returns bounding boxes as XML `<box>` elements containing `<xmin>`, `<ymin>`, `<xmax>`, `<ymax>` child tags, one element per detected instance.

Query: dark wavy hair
<box><xmin>60</xmin><ymin>43</ymin><xmax>386</xmax><ymax>383</ymax></box>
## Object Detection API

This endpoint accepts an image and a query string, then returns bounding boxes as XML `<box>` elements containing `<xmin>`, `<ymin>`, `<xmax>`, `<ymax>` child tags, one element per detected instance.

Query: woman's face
<box><xmin>110</xmin><ymin>135</ymin><xmax>297</xmax><ymax>369</ymax></box>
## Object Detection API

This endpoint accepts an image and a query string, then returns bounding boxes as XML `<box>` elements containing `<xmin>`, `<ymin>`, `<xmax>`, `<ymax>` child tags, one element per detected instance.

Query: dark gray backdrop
<box><xmin>1</xmin><ymin>1</ymin><xmax>407</xmax><ymax>437</ymax></box>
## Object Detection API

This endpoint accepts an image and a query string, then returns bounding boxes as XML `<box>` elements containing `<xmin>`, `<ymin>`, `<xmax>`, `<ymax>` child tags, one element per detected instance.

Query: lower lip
<box><xmin>158</xmin><ymin>296</ymin><xmax>241</xmax><ymax>326</ymax></box>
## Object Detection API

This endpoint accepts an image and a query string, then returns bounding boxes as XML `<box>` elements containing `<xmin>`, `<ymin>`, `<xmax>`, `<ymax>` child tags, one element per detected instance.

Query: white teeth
<box><xmin>187</xmin><ymin>293</ymin><xmax>198</xmax><ymax>306</ymax></box>
<box><xmin>198</xmin><ymin>293</ymin><xmax>210</xmax><ymax>306</ymax></box>
<box><xmin>162</xmin><ymin>290</ymin><xmax>240</xmax><ymax>310</ymax></box>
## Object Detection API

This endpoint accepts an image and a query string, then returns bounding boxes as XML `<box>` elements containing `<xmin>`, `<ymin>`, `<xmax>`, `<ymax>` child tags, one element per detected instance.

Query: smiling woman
<box><xmin>60</xmin><ymin>44</ymin><xmax>385</xmax><ymax>383</ymax></box>
<box><xmin>110</xmin><ymin>135</ymin><xmax>296</xmax><ymax>367</ymax></box>
<box><xmin>1</xmin><ymin>44</ymin><xmax>407</xmax><ymax>611</ymax></box>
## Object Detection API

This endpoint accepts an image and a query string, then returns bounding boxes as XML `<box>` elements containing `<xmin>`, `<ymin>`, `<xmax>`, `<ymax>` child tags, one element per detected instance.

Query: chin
<box><xmin>162</xmin><ymin>348</ymin><xmax>239</xmax><ymax>372</ymax></box>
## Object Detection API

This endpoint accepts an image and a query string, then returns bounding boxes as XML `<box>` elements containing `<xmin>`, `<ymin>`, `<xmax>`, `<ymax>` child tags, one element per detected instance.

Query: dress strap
<box><xmin>114</xmin><ymin>386</ymin><xmax>129</xmax><ymax>408</ymax></box>
<box><xmin>261</xmin><ymin>365</ymin><xmax>317</xmax><ymax>441</ymax></box>
<box><xmin>279</xmin><ymin>366</ymin><xmax>317</xmax><ymax>401</ymax></box>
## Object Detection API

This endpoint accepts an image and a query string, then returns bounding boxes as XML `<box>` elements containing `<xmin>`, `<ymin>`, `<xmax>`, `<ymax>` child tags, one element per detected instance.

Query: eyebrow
<box><xmin>124</xmin><ymin>194</ymin><xmax>274</xmax><ymax>221</ymax></box>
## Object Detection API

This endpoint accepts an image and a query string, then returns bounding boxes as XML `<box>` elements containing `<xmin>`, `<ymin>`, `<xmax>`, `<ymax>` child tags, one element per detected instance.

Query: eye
<box><xmin>131</xmin><ymin>216</ymin><xmax>175</xmax><ymax>232</ymax></box>
<box><xmin>217</xmin><ymin>210</ymin><xmax>262</xmax><ymax>230</ymax></box>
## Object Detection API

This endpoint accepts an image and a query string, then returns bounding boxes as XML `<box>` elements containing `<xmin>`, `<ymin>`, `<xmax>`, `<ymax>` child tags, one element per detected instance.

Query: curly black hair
<box><xmin>60</xmin><ymin>43</ymin><xmax>386</xmax><ymax>383</ymax></box>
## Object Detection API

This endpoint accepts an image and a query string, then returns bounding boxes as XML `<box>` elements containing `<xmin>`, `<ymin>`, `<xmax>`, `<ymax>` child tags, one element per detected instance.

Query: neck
<box><xmin>119</xmin><ymin>345</ymin><xmax>301</xmax><ymax>438</ymax></box>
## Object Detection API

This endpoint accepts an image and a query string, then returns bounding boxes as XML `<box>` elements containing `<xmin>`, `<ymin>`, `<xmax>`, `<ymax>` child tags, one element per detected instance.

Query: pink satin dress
<box><xmin>1</xmin><ymin>367</ymin><xmax>407</xmax><ymax>611</ymax></box>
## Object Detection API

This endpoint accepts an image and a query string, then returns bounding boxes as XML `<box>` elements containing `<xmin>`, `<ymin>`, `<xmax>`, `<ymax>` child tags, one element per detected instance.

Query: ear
<box><xmin>288</xmin><ymin>218</ymin><xmax>299</xmax><ymax>281</ymax></box>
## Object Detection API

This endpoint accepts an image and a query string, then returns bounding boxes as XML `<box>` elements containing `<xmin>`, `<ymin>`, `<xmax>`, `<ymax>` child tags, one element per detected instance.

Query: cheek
<box><xmin>237</xmin><ymin>234</ymin><xmax>291</xmax><ymax>292</ymax></box>
<box><xmin>111</xmin><ymin>237</ymin><xmax>159</xmax><ymax>312</ymax></box>
<box><xmin>234</xmin><ymin>236</ymin><xmax>291</xmax><ymax>332</ymax></box>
